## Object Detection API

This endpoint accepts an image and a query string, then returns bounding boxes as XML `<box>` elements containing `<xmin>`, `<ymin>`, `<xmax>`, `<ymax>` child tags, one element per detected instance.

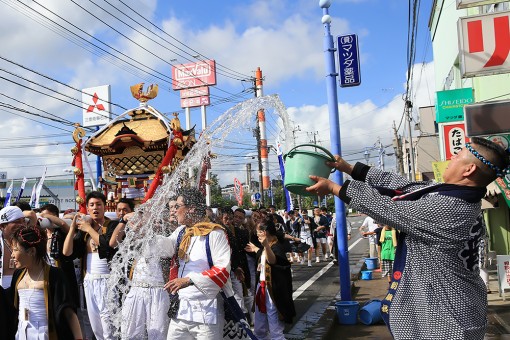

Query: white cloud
<box><xmin>0</xmin><ymin>0</ymin><xmax>435</xmax><ymax>189</ymax></box>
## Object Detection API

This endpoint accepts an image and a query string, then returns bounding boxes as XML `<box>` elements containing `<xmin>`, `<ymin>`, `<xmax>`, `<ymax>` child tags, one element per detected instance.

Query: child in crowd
<box><xmin>379</xmin><ymin>225</ymin><xmax>397</xmax><ymax>284</ymax></box>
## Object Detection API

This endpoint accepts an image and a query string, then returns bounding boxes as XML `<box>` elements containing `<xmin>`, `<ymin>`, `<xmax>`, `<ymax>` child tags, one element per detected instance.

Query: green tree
<box><xmin>209</xmin><ymin>173</ymin><xmax>236</xmax><ymax>207</ymax></box>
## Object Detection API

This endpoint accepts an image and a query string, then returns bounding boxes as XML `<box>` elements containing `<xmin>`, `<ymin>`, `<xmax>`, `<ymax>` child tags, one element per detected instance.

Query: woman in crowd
<box><xmin>7</xmin><ymin>225</ymin><xmax>82</xmax><ymax>339</ymax></box>
<box><xmin>245</xmin><ymin>217</ymin><xmax>295</xmax><ymax>340</ymax></box>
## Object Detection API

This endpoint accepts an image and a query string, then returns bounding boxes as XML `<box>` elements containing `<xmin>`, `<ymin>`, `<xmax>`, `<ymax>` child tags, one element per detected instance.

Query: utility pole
<box><xmin>405</xmin><ymin>100</ymin><xmax>416</xmax><ymax>181</ymax></box>
<box><xmin>254</xmin><ymin>68</ymin><xmax>266</xmax><ymax>206</ymax></box>
<box><xmin>254</xmin><ymin>125</ymin><xmax>265</xmax><ymax>206</ymax></box>
<box><xmin>308</xmin><ymin>130</ymin><xmax>320</xmax><ymax>149</ymax></box>
<box><xmin>377</xmin><ymin>138</ymin><xmax>385</xmax><ymax>171</ymax></box>
<box><xmin>393</xmin><ymin>121</ymin><xmax>405</xmax><ymax>175</ymax></box>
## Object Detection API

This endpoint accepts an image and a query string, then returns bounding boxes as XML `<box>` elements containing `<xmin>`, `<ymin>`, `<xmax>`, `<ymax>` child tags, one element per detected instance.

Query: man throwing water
<box><xmin>306</xmin><ymin>137</ymin><xmax>509</xmax><ymax>339</ymax></box>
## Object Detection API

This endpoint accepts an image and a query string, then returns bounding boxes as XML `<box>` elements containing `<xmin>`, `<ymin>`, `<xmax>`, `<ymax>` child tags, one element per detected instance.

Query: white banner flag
<box><xmin>15</xmin><ymin>176</ymin><xmax>27</xmax><ymax>203</ymax></box>
<box><xmin>3</xmin><ymin>180</ymin><xmax>13</xmax><ymax>207</ymax></box>
<box><xmin>34</xmin><ymin>167</ymin><xmax>47</xmax><ymax>209</ymax></box>
<box><xmin>29</xmin><ymin>180</ymin><xmax>37</xmax><ymax>207</ymax></box>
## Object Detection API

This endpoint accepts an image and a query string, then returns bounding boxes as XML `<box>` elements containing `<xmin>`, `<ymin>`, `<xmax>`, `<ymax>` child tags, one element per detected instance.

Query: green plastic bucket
<box><xmin>283</xmin><ymin>144</ymin><xmax>335</xmax><ymax>196</ymax></box>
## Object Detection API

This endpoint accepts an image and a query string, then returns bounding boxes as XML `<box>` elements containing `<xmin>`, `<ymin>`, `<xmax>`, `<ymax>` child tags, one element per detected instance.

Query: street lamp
<box><xmin>319</xmin><ymin>0</ymin><xmax>351</xmax><ymax>301</ymax></box>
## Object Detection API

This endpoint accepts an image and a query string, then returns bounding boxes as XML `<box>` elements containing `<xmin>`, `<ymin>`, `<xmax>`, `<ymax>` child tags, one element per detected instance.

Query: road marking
<box><xmin>293</xmin><ymin>262</ymin><xmax>334</xmax><ymax>300</ymax></box>
<box><xmin>292</xmin><ymin>237</ymin><xmax>364</xmax><ymax>300</ymax></box>
<box><xmin>348</xmin><ymin>237</ymin><xmax>363</xmax><ymax>250</ymax></box>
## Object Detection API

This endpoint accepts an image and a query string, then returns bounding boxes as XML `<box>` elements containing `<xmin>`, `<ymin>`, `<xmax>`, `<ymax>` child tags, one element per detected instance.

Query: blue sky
<box><xmin>0</xmin><ymin>0</ymin><xmax>435</xmax><ymax>187</ymax></box>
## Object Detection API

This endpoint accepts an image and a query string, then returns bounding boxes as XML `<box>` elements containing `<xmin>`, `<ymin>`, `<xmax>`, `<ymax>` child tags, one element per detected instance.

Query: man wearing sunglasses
<box><xmin>157</xmin><ymin>188</ymin><xmax>232</xmax><ymax>340</ymax></box>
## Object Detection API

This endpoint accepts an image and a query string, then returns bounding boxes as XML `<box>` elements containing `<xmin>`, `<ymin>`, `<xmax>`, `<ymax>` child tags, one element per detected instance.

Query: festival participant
<box><xmin>63</xmin><ymin>191</ymin><xmax>118</xmax><ymax>340</ymax></box>
<box><xmin>283</xmin><ymin>210</ymin><xmax>298</xmax><ymax>262</ymax></box>
<box><xmin>298</xmin><ymin>209</ymin><xmax>316</xmax><ymax>267</ymax></box>
<box><xmin>328</xmin><ymin>212</ymin><xmax>351</xmax><ymax>264</ymax></box>
<box><xmin>39</xmin><ymin>204</ymin><xmax>79</xmax><ymax>300</ymax></box>
<box><xmin>220</xmin><ymin>207</ymin><xmax>248</xmax><ymax>315</ymax></box>
<box><xmin>109</xmin><ymin>198</ymin><xmax>135</xmax><ymax>250</ymax></box>
<box><xmin>8</xmin><ymin>225</ymin><xmax>82</xmax><ymax>339</ymax></box>
<box><xmin>15</xmin><ymin>202</ymin><xmax>37</xmax><ymax>228</ymax></box>
<box><xmin>306</xmin><ymin>137</ymin><xmax>510</xmax><ymax>339</ymax></box>
<box><xmin>313</xmin><ymin>207</ymin><xmax>329</xmax><ymax>261</ymax></box>
<box><xmin>156</xmin><ymin>187</ymin><xmax>232</xmax><ymax>340</ymax></box>
<box><xmin>116</xmin><ymin>198</ymin><xmax>134</xmax><ymax>221</ymax></box>
<box><xmin>232</xmin><ymin>207</ymin><xmax>254</xmax><ymax>325</ymax></box>
<box><xmin>359</xmin><ymin>215</ymin><xmax>379</xmax><ymax>258</ymax></box>
<box><xmin>109</xmin><ymin>198</ymin><xmax>173</xmax><ymax>340</ymax></box>
<box><xmin>267</xmin><ymin>205</ymin><xmax>284</xmax><ymax>226</ymax></box>
<box><xmin>0</xmin><ymin>206</ymin><xmax>27</xmax><ymax>288</ymax></box>
<box><xmin>245</xmin><ymin>217</ymin><xmax>295</xmax><ymax>340</ymax></box>
<box><xmin>40</xmin><ymin>205</ymin><xmax>94</xmax><ymax>340</ymax></box>
<box><xmin>379</xmin><ymin>225</ymin><xmax>397</xmax><ymax>285</ymax></box>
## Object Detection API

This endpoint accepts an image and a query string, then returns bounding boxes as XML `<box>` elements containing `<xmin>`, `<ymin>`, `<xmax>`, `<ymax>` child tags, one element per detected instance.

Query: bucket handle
<box><xmin>284</xmin><ymin>143</ymin><xmax>336</xmax><ymax>173</ymax></box>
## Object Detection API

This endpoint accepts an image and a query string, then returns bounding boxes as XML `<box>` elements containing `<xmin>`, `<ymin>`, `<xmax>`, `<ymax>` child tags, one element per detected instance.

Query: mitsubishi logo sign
<box><xmin>458</xmin><ymin>11</ymin><xmax>510</xmax><ymax>77</ymax></box>
<box><xmin>82</xmin><ymin>85</ymin><xmax>111</xmax><ymax>127</ymax></box>
<box><xmin>86</xmin><ymin>92</ymin><xmax>106</xmax><ymax>113</ymax></box>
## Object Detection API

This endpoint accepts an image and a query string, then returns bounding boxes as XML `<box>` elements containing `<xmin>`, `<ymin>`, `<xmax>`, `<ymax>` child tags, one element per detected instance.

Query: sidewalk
<box><xmin>305</xmin><ymin>261</ymin><xmax>510</xmax><ymax>339</ymax></box>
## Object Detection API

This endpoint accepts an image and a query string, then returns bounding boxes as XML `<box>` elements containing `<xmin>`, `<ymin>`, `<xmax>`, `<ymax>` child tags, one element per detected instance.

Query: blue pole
<box><xmin>96</xmin><ymin>126</ymin><xmax>102</xmax><ymax>187</ymax></box>
<box><xmin>277</xmin><ymin>154</ymin><xmax>292</xmax><ymax>211</ymax></box>
<box><xmin>320</xmin><ymin>0</ymin><xmax>351</xmax><ymax>301</ymax></box>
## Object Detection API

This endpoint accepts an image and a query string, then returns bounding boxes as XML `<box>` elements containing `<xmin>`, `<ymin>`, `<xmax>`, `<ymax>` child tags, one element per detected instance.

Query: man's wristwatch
<box><xmin>188</xmin><ymin>278</ymin><xmax>194</xmax><ymax>286</ymax></box>
<box><xmin>119</xmin><ymin>217</ymin><xmax>126</xmax><ymax>224</ymax></box>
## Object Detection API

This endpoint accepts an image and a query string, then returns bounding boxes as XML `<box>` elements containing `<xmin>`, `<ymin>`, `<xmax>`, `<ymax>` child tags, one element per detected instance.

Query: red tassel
<box><xmin>255</xmin><ymin>281</ymin><xmax>267</xmax><ymax>313</ymax></box>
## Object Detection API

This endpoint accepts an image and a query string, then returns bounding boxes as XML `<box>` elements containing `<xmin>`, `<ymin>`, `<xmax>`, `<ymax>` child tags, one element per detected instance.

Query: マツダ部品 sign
<box><xmin>337</xmin><ymin>34</ymin><xmax>361</xmax><ymax>87</ymax></box>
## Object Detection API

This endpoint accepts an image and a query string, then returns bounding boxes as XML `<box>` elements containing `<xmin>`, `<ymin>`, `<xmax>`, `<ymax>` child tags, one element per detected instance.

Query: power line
<box><xmin>2</xmin><ymin>0</ymin><xmax>180</xmax><ymax>96</ymax></box>
<box><xmin>89</xmin><ymin>0</ymin><xmax>250</xmax><ymax>83</ymax></box>
<box><xmin>0</xmin><ymin>133</ymin><xmax>68</xmax><ymax>141</ymax></box>
<box><xmin>0</xmin><ymin>107</ymin><xmax>74</xmax><ymax>133</ymax></box>
<box><xmin>0</xmin><ymin>55</ymin><xmax>128</xmax><ymax>112</ymax></box>
<box><xmin>115</xmin><ymin>0</ymin><xmax>252</xmax><ymax>81</ymax></box>
<box><xmin>7</xmin><ymin>0</ymin><xmax>254</xmax><ymax>104</ymax></box>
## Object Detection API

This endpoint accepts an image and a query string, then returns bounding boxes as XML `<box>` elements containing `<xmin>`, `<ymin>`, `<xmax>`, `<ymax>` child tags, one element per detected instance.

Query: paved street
<box><xmin>285</xmin><ymin>215</ymin><xmax>367</xmax><ymax>339</ymax></box>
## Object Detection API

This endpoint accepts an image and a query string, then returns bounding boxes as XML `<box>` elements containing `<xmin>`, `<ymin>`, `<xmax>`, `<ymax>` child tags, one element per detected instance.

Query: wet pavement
<box><xmin>304</xmin><ymin>260</ymin><xmax>510</xmax><ymax>339</ymax></box>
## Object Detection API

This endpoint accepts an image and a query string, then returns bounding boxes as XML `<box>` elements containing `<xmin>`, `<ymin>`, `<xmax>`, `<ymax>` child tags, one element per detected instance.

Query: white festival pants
<box><xmin>167</xmin><ymin>299</ymin><xmax>224</xmax><ymax>340</ymax></box>
<box><xmin>231</xmin><ymin>272</ymin><xmax>247</xmax><ymax>313</ymax></box>
<box><xmin>83</xmin><ymin>276</ymin><xmax>115</xmax><ymax>340</ymax></box>
<box><xmin>121</xmin><ymin>286</ymin><xmax>170</xmax><ymax>340</ymax></box>
<box><xmin>254</xmin><ymin>284</ymin><xmax>285</xmax><ymax>340</ymax></box>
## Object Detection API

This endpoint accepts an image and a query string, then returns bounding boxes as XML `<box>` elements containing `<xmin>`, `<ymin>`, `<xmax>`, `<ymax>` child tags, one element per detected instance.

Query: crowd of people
<box><xmin>0</xmin><ymin>186</ymin><xmax>341</xmax><ymax>340</ymax></box>
<box><xmin>2</xmin><ymin>137</ymin><xmax>507</xmax><ymax>340</ymax></box>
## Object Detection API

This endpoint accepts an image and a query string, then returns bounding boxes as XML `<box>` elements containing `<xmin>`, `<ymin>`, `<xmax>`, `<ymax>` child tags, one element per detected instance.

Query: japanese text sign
<box><xmin>82</xmin><ymin>85</ymin><xmax>111</xmax><ymax>127</ymax></box>
<box><xmin>458</xmin><ymin>11</ymin><xmax>510</xmax><ymax>77</ymax></box>
<box><xmin>337</xmin><ymin>34</ymin><xmax>361</xmax><ymax>87</ymax></box>
<box><xmin>180</xmin><ymin>96</ymin><xmax>210</xmax><ymax>108</ymax></box>
<box><xmin>496</xmin><ymin>255</ymin><xmax>510</xmax><ymax>299</ymax></box>
<box><xmin>432</xmin><ymin>161</ymin><xmax>450</xmax><ymax>183</ymax></box>
<box><xmin>234</xmin><ymin>178</ymin><xmax>243</xmax><ymax>205</ymax></box>
<box><xmin>442</xmin><ymin>123</ymin><xmax>469</xmax><ymax>160</ymax></box>
<box><xmin>436</xmin><ymin>88</ymin><xmax>473</xmax><ymax>123</ymax></box>
<box><xmin>180</xmin><ymin>86</ymin><xmax>209</xmax><ymax>99</ymax></box>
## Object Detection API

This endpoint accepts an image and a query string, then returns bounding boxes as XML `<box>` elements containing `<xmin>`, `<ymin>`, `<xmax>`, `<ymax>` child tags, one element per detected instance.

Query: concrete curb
<box><xmin>303</xmin><ymin>256</ymin><xmax>367</xmax><ymax>339</ymax></box>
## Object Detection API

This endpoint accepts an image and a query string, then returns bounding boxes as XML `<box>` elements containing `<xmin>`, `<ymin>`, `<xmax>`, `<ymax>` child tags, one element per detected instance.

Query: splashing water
<box><xmin>106</xmin><ymin>94</ymin><xmax>294</xmax><ymax>336</ymax></box>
